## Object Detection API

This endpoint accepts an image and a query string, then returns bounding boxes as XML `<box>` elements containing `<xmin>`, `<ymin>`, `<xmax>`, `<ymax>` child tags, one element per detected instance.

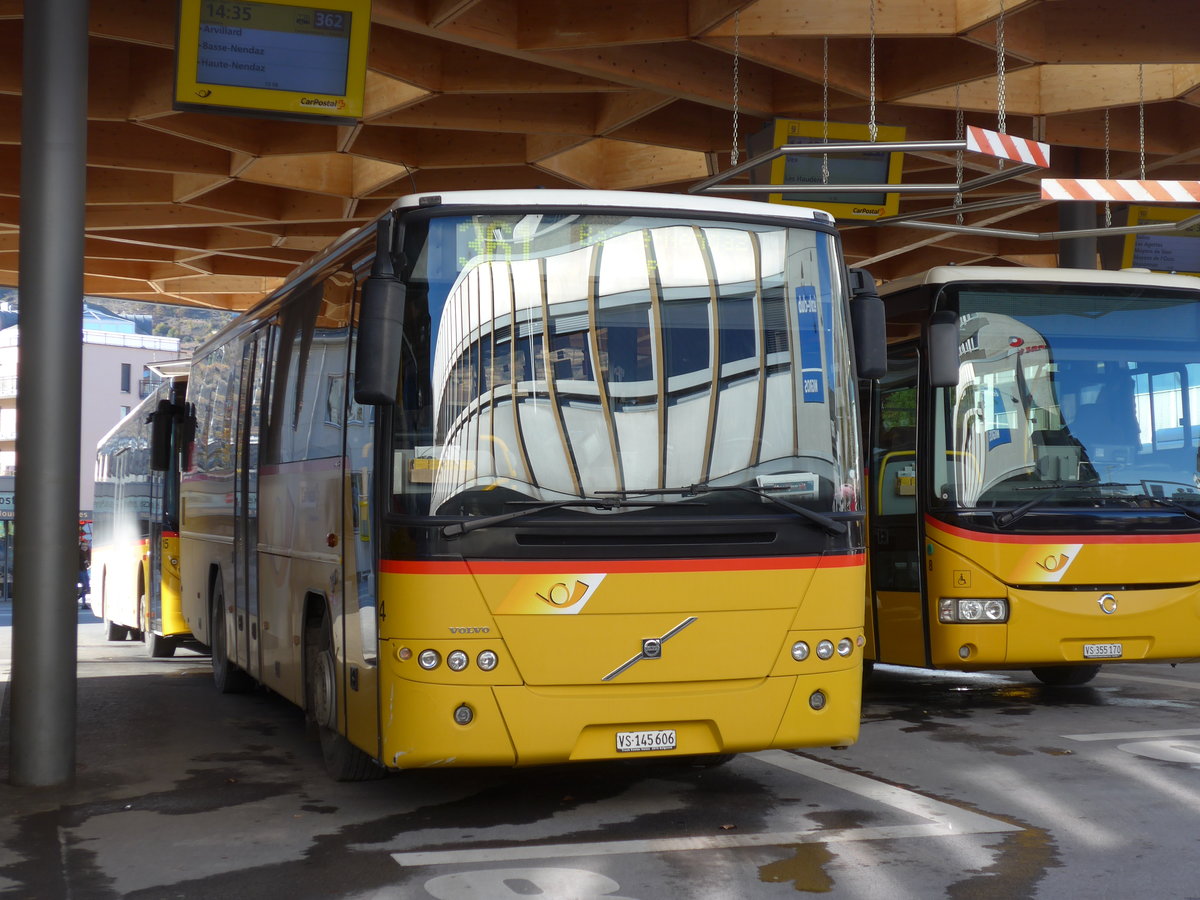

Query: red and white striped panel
<box><xmin>965</xmin><ymin>125</ymin><xmax>1051</xmax><ymax>167</ymax></box>
<box><xmin>1041</xmin><ymin>179</ymin><xmax>1200</xmax><ymax>203</ymax></box>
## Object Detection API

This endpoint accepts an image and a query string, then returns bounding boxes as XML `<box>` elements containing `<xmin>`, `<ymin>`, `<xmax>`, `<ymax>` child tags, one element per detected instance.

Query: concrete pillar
<box><xmin>9</xmin><ymin>0</ymin><xmax>90</xmax><ymax>786</ymax></box>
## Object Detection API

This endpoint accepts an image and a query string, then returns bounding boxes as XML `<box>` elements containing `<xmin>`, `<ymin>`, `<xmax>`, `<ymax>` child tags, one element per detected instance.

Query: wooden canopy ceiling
<box><xmin>2</xmin><ymin>0</ymin><xmax>1199</xmax><ymax>310</ymax></box>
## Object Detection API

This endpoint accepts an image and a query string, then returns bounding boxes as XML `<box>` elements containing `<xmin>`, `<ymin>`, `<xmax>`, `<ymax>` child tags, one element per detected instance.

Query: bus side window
<box><xmin>873</xmin><ymin>355</ymin><xmax>918</xmax><ymax>517</ymax></box>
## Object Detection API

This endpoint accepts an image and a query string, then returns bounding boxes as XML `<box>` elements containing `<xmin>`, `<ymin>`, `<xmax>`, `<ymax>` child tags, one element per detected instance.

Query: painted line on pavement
<box><xmin>391</xmin><ymin>749</ymin><xmax>1020</xmax><ymax>868</ymax></box>
<box><xmin>1063</xmin><ymin>727</ymin><xmax>1200</xmax><ymax>743</ymax></box>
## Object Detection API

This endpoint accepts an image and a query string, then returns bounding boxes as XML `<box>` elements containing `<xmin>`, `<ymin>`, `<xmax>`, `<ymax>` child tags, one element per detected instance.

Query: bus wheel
<box><xmin>1031</xmin><ymin>665</ymin><xmax>1101</xmax><ymax>686</ymax></box>
<box><xmin>305</xmin><ymin>615</ymin><xmax>383</xmax><ymax>782</ymax></box>
<box><xmin>105</xmin><ymin>619</ymin><xmax>129</xmax><ymax>641</ymax></box>
<box><xmin>147</xmin><ymin>632</ymin><xmax>177</xmax><ymax>659</ymax></box>
<box><xmin>211</xmin><ymin>581</ymin><xmax>253</xmax><ymax>694</ymax></box>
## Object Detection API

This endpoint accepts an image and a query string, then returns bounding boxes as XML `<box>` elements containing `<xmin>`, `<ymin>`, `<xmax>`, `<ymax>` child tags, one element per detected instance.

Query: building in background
<box><xmin>0</xmin><ymin>299</ymin><xmax>184</xmax><ymax>520</ymax></box>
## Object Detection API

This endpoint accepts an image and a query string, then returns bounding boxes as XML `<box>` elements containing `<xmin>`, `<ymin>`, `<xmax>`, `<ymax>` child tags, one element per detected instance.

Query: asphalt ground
<box><xmin>3</xmin><ymin>600</ymin><xmax>1200</xmax><ymax>899</ymax></box>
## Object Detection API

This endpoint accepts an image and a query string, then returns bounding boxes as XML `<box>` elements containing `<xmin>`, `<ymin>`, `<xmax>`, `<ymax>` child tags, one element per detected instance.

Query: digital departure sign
<box><xmin>750</xmin><ymin>119</ymin><xmax>907</xmax><ymax>220</ymax></box>
<box><xmin>174</xmin><ymin>0</ymin><xmax>370</xmax><ymax>123</ymax></box>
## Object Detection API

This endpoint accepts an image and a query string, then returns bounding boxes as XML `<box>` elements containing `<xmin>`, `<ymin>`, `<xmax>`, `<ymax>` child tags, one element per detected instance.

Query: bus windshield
<box><xmin>931</xmin><ymin>282</ymin><xmax>1200</xmax><ymax>512</ymax></box>
<box><xmin>387</xmin><ymin>210</ymin><xmax>859</xmax><ymax>520</ymax></box>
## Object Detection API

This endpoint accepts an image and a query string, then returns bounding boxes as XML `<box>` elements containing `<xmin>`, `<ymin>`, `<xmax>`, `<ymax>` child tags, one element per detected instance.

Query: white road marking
<box><xmin>1099</xmin><ymin>672</ymin><xmax>1200</xmax><ymax>691</ymax></box>
<box><xmin>391</xmin><ymin>750</ymin><xmax>1020</xmax><ymax>869</ymax></box>
<box><xmin>1063</xmin><ymin>728</ymin><xmax>1200</xmax><ymax>743</ymax></box>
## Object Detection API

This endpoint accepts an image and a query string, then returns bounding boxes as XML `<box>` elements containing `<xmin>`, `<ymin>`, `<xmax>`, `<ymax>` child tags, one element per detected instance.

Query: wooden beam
<box><xmin>369</xmin><ymin>93</ymin><xmax>599</xmax><ymax>134</ymax></box>
<box><xmin>517</xmin><ymin>2</ymin><xmax>690</xmax><ymax>50</ymax></box>
<box><xmin>89</xmin><ymin>123</ymin><xmax>232</xmax><ymax>175</ymax></box>
<box><xmin>706</xmin><ymin>0</ymin><xmax>959</xmax><ymax>38</ymax></box>
<box><xmin>350</xmin><ymin>126</ymin><xmax>529</xmax><ymax>167</ymax></box>
<box><xmin>977</xmin><ymin>0</ymin><xmax>1200</xmax><ymax>64</ymax></box>
<box><xmin>88</xmin><ymin>0</ymin><xmax>175</xmax><ymax>48</ymax></box>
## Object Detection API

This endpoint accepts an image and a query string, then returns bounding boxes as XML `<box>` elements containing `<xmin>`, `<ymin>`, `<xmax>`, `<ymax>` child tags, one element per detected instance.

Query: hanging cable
<box><xmin>822</xmin><ymin>36</ymin><xmax>830</xmax><ymax>184</ymax></box>
<box><xmin>1104</xmin><ymin>108</ymin><xmax>1112</xmax><ymax>228</ymax></box>
<box><xmin>730</xmin><ymin>11</ymin><xmax>741</xmax><ymax>166</ymax></box>
<box><xmin>995</xmin><ymin>0</ymin><xmax>1007</xmax><ymax>136</ymax></box>
<box><xmin>867</xmin><ymin>0</ymin><xmax>877</xmax><ymax>141</ymax></box>
<box><xmin>955</xmin><ymin>84</ymin><xmax>964</xmax><ymax>225</ymax></box>
<box><xmin>1138</xmin><ymin>64</ymin><xmax>1146</xmax><ymax>180</ymax></box>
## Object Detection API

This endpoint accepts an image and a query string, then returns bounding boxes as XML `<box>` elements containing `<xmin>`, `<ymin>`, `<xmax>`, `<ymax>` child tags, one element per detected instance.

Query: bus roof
<box><xmin>880</xmin><ymin>265</ymin><xmax>1200</xmax><ymax>295</ymax></box>
<box><xmin>388</xmin><ymin>189</ymin><xmax>835</xmax><ymax>225</ymax></box>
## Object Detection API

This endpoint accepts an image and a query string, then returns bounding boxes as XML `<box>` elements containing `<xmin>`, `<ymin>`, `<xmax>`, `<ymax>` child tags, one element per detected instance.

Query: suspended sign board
<box><xmin>1120</xmin><ymin>206</ymin><xmax>1200</xmax><ymax>276</ymax></box>
<box><xmin>174</xmin><ymin>0</ymin><xmax>371</xmax><ymax>124</ymax></box>
<box><xmin>750</xmin><ymin>119</ymin><xmax>906</xmax><ymax>220</ymax></box>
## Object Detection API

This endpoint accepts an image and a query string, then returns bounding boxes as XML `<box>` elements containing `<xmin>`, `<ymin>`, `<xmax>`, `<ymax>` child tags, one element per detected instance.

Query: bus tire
<box><xmin>147</xmin><ymin>632</ymin><xmax>177</xmax><ymax>658</ymax></box>
<box><xmin>305</xmin><ymin>614</ymin><xmax>383</xmax><ymax>782</ymax></box>
<box><xmin>1031</xmin><ymin>664</ymin><xmax>1101</xmax><ymax>686</ymax></box>
<box><xmin>105</xmin><ymin>619</ymin><xmax>129</xmax><ymax>641</ymax></box>
<box><xmin>211</xmin><ymin>580</ymin><xmax>253</xmax><ymax>694</ymax></box>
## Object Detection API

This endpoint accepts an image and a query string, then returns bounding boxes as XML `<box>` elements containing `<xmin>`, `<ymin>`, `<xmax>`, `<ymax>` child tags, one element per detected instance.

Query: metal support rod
<box><xmin>10</xmin><ymin>0</ymin><xmax>89</xmax><ymax>787</ymax></box>
<box><xmin>689</xmin><ymin>139</ymin><xmax>973</xmax><ymax>194</ymax></box>
<box><xmin>892</xmin><ymin>213</ymin><xmax>1200</xmax><ymax>242</ymax></box>
<box><xmin>873</xmin><ymin>192</ymin><xmax>1043</xmax><ymax>224</ymax></box>
<box><xmin>695</xmin><ymin>183</ymin><xmax>967</xmax><ymax>194</ymax></box>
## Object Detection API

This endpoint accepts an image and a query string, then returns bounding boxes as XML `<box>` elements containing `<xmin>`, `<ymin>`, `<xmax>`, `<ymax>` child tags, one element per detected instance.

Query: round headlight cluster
<box><xmin>793</xmin><ymin>637</ymin><xmax>856</xmax><ymax>663</ymax></box>
<box><xmin>409</xmin><ymin>648</ymin><xmax>499</xmax><ymax>672</ymax></box>
<box><xmin>939</xmin><ymin>598</ymin><xmax>1009</xmax><ymax>623</ymax></box>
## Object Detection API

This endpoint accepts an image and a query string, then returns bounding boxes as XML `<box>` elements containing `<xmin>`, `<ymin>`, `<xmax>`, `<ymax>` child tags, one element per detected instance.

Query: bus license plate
<box><xmin>616</xmin><ymin>729</ymin><xmax>676</xmax><ymax>753</ymax></box>
<box><xmin>1083</xmin><ymin>643</ymin><xmax>1122</xmax><ymax>659</ymax></box>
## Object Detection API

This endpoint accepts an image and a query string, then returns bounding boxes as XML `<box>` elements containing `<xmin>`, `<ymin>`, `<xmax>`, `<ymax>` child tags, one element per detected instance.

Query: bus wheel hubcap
<box><xmin>313</xmin><ymin>650</ymin><xmax>336</xmax><ymax>729</ymax></box>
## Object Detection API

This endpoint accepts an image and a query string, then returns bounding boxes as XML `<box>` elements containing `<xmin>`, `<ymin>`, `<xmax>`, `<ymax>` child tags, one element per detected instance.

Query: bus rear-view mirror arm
<box><xmin>848</xmin><ymin>267</ymin><xmax>887</xmax><ymax>380</ymax></box>
<box><xmin>927</xmin><ymin>310</ymin><xmax>960</xmax><ymax>388</ymax></box>
<box><xmin>355</xmin><ymin>214</ymin><xmax>407</xmax><ymax>406</ymax></box>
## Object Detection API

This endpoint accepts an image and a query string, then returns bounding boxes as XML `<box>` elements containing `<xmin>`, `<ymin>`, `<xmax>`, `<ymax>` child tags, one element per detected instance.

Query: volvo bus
<box><xmin>93</xmin><ymin>361</ymin><xmax>193</xmax><ymax>657</ymax></box>
<box><xmin>178</xmin><ymin>189</ymin><xmax>885</xmax><ymax>779</ymax></box>
<box><xmin>866</xmin><ymin>266</ymin><xmax>1200</xmax><ymax>685</ymax></box>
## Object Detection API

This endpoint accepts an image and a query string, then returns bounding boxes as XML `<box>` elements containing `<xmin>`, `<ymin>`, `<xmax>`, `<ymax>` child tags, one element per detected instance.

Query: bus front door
<box><xmin>233</xmin><ymin>328</ymin><xmax>271</xmax><ymax>679</ymax></box>
<box><xmin>868</xmin><ymin>352</ymin><xmax>927</xmax><ymax>667</ymax></box>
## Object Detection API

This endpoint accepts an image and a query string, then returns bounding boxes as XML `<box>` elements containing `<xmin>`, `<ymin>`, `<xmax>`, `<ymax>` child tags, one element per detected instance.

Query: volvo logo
<box><xmin>1098</xmin><ymin>593</ymin><xmax>1118</xmax><ymax>615</ymax></box>
<box><xmin>602</xmin><ymin>617</ymin><xmax>697</xmax><ymax>681</ymax></box>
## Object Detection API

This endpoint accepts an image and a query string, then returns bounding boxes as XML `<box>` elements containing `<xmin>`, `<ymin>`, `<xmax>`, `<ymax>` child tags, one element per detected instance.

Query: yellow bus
<box><xmin>866</xmin><ymin>266</ymin><xmax>1200</xmax><ymax>685</ymax></box>
<box><xmin>93</xmin><ymin>361</ymin><xmax>194</xmax><ymax>658</ymax></box>
<box><xmin>178</xmin><ymin>189</ymin><xmax>885</xmax><ymax>779</ymax></box>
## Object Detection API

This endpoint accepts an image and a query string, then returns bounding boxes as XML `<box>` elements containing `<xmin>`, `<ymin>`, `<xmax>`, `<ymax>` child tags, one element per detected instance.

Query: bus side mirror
<box><xmin>149</xmin><ymin>399</ymin><xmax>173</xmax><ymax>472</ymax></box>
<box><xmin>927</xmin><ymin>310</ymin><xmax>960</xmax><ymax>388</ymax></box>
<box><xmin>354</xmin><ymin>216</ymin><xmax>407</xmax><ymax>406</ymax></box>
<box><xmin>848</xmin><ymin>268</ymin><xmax>887</xmax><ymax>380</ymax></box>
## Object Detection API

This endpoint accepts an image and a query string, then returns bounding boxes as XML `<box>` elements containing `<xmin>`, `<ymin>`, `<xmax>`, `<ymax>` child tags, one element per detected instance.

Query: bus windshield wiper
<box><xmin>442</xmin><ymin>496</ymin><xmax>664</xmax><ymax>537</ymax></box>
<box><xmin>597</xmin><ymin>484</ymin><xmax>849</xmax><ymax>535</ymax></box>
<box><xmin>995</xmin><ymin>482</ymin><xmax>1134</xmax><ymax>528</ymax></box>
<box><xmin>1131</xmin><ymin>494</ymin><xmax>1200</xmax><ymax>524</ymax></box>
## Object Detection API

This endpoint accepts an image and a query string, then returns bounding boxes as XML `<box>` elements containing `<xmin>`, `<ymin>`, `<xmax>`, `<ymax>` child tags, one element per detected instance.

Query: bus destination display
<box><xmin>198</xmin><ymin>3</ymin><xmax>351</xmax><ymax>95</ymax></box>
<box><xmin>175</xmin><ymin>0</ymin><xmax>369</xmax><ymax>123</ymax></box>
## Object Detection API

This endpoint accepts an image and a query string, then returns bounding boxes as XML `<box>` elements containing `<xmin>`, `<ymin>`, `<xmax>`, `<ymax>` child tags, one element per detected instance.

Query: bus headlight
<box><xmin>816</xmin><ymin>640</ymin><xmax>835</xmax><ymax>660</ymax></box>
<box><xmin>446</xmin><ymin>650</ymin><xmax>469</xmax><ymax>672</ymax></box>
<box><xmin>418</xmin><ymin>649</ymin><xmax>441</xmax><ymax>670</ymax></box>
<box><xmin>791</xmin><ymin>641</ymin><xmax>810</xmax><ymax>661</ymax></box>
<box><xmin>939</xmin><ymin>598</ymin><xmax>1008</xmax><ymax>623</ymax></box>
<box><xmin>476</xmin><ymin>650</ymin><xmax>498</xmax><ymax>671</ymax></box>
<box><xmin>837</xmin><ymin>638</ymin><xmax>854</xmax><ymax>657</ymax></box>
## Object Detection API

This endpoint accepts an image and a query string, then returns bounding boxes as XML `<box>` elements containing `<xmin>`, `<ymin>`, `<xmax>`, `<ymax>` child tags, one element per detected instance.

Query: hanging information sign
<box><xmin>750</xmin><ymin>119</ymin><xmax>906</xmax><ymax>220</ymax></box>
<box><xmin>1121</xmin><ymin>206</ymin><xmax>1200</xmax><ymax>276</ymax></box>
<box><xmin>174</xmin><ymin>0</ymin><xmax>371</xmax><ymax>123</ymax></box>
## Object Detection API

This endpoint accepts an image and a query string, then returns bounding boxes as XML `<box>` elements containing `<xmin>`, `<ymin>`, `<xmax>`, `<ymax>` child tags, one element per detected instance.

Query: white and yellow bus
<box><xmin>866</xmin><ymin>266</ymin><xmax>1200</xmax><ymax>685</ymax></box>
<box><xmin>93</xmin><ymin>361</ymin><xmax>193</xmax><ymax>658</ymax></box>
<box><xmin>179</xmin><ymin>189</ymin><xmax>885</xmax><ymax>779</ymax></box>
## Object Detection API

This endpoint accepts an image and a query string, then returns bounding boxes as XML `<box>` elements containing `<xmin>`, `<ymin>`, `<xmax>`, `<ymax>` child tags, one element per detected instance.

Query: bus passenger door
<box><xmin>341</xmin><ymin>330</ymin><xmax>380</xmax><ymax>758</ymax></box>
<box><xmin>868</xmin><ymin>350</ymin><xmax>926</xmax><ymax>666</ymax></box>
<box><xmin>234</xmin><ymin>328</ymin><xmax>271</xmax><ymax>679</ymax></box>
